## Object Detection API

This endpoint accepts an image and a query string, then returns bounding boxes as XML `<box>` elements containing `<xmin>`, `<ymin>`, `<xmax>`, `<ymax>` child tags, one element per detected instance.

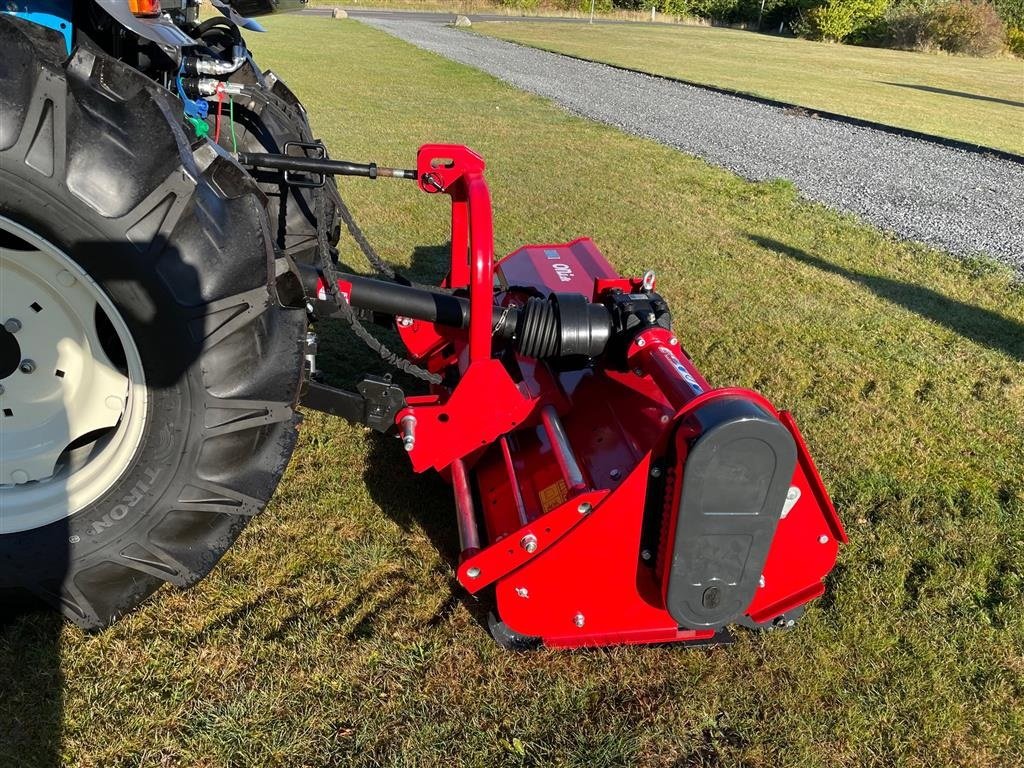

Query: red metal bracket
<box><xmin>456</xmin><ymin>489</ymin><xmax>608</xmax><ymax>593</ymax></box>
<box><xmin>395</xmin><ymin>146</ymin><xmax>540</xmax><ymax>473</ymax></box>
<box><xmin>401</xmin><ymin>360</ymin><xmax>537</xmax><ymax>473</ymax></box>
<box><xmin>416</xmin><ymin>144</ymin><xmax>494</xmax><ymax>364</ymax></box>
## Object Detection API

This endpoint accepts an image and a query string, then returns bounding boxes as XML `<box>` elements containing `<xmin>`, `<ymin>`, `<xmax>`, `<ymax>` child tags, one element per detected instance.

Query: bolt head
<box><xmin>636</xmin><ymin>338</ymin><xmax>646</xmax><ymax>347</ymax></box>
<box><xmin>19</xmin><ymin>359</ymin><xmax>35</xmax><ymax>374</ymax></box>
<box><xmin>650</xmin><ymin>466</ymin><xmax>663</xmax><ymax>478</ymax></box>
<box><xmin>787</xmin><ymin>486</ymin><xmax>799</xmax><ymax>501</ymax></box>
<box><xmin>4</xmin><ymin>318</ymin><xmax>22</xmax><ymax>334</ymax></box>
<box><xmin>669</xmin><ymin>337</ymin><xmax>678</xmax><ymax>345</ymax></box>
<box><xmin>520</xmin><ymin>533</ymin><xmax>538</xmax><ymax>554</ymax></box>
<box><xmin>515</xmin><ymin>587</ymin><xmax>529</xmax><ymax>598</ymax></box>
<box><xmin>702</xmin><ymin>587</ymin><xmax>721</xmax><ymax>609</ymax></box>
<box><xmin>641</xmin><ymin>549</ymin><xmax>652</xmax><ymax>561</ymax></box>
<box><xmin>466</xmin><ymin>567</ymin><xmax>481</xmax><ymax>579</ymax></box>
<box><xmin>609</xmin><ymin>468</ymin><xmax>621</xmax><ymax>480</ymax></box>
<box><xmin>573</xmin><ymin>612</ymin><xmax>585</xmax><ymax>628</ymax></box>
<box><xmin>577</xmin><ymin>502</ymin><xmax>592</xmax><ymax>515</ymax></box>
<box><xmin>818</xmin><ymin>534</ymin><xmax>829</xmax><ymax>545</ymax></box>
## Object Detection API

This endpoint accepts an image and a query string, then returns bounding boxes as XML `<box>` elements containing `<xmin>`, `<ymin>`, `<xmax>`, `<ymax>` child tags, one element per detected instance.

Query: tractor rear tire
<box><xmin>220</xmin><ymin>67</ymin><xmax>341</xmax><ymax>265</ymax></box>
<box><xmin>0</xmin><ymin>18</ymin><xmax>306</xmax><ymax>630</ymax></box>
<box><xmin>191</xmin><ymin>15</ymin><xmax>341</xmax><ymax>265</ymax></box>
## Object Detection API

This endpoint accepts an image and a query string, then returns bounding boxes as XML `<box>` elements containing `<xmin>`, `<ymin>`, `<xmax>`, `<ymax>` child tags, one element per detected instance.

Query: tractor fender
<box><xmin>92</xmin><ymin>0</ymin><xmax>196</xmax><ymax>54</ymax></box>
<box><xmin>90</xmin><ymin>1</ymin><xmax>278</xmax><ymax>56</ymax></box>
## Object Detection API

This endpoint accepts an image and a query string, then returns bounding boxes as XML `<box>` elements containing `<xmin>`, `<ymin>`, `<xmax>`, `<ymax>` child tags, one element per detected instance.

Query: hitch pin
<box><xmin>400</xmin><ymin>414</ymin><xmax>417</xmax><ymax>452</ymax></box>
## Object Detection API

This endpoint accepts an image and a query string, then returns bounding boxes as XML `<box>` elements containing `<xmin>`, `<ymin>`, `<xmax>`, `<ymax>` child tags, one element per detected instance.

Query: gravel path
<box><xmin>360</xmin><ymin>17</ymin><xmax>1024</xmax><ymax>272</ymax></box>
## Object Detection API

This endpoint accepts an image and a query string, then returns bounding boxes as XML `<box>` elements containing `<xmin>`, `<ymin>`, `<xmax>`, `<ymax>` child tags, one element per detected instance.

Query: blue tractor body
<box><xmin>3</xmin><ymin>0</ymin><xmax>73</xmax><ymax>51</ymax></box>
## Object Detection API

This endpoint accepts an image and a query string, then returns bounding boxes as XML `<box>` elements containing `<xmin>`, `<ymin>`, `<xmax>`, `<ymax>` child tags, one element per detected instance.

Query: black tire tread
<box><xmin>0</xmin><ymin>16</ymin><xmax>306</xmax><ymax>630</ymax></box>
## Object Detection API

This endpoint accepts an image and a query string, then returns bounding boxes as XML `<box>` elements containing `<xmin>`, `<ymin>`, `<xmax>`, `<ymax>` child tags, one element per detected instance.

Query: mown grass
<box><xmin>474</xmin><ymin>21</ymin><xmax>1024</xmax><ymax>155</ymax></box>
<box><xmin>3</xmin><ymin>15</ymin><xmax>1024</xmax><ymax>767</ymax></box>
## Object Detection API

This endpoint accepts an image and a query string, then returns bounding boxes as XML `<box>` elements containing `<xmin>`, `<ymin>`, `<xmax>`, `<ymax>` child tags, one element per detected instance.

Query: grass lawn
<box><xmin>475</xmin><ymin>21</ymin><xmax>1024</xmax><ymax>155</ymax></box>
<box><xmin>4</xmin><ymin>15</ymin><xmax>1024</xmax><ymax>768</ymax></box>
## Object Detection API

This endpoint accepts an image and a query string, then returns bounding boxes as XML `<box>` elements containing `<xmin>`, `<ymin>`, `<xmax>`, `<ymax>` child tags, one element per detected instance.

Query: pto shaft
<box><xmin>308</xmin><ymin>268</ymin><xmax>613</xmax><ymax>362</ymax></box>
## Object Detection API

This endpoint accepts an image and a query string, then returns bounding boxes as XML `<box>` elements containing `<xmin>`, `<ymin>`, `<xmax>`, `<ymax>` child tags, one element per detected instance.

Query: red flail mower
<box><xmin>294</xmin><ymin>145</ymin><xmax>847</xmax><ymax>650</ymax></box>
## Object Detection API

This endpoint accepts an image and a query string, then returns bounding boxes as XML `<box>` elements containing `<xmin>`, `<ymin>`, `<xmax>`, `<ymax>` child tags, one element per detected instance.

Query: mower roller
<box><xmin>0</xmin><ymin>1</ymin><xmax>845</xmax><ymax>646</ymax></box>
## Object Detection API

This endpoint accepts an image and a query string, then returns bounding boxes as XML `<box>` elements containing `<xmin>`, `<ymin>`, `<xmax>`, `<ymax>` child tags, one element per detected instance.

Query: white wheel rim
<box><xmin>0</xmin><ymin>216</ymin><xmax>148</xmax><ymax>533</ymax></box>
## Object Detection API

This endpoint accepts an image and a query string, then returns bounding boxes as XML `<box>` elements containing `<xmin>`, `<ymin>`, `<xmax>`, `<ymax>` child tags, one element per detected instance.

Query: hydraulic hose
<box><xmin>182</xmin><ymin>45</ymin><xmax>247</xmax><ymax>77</ymax></box>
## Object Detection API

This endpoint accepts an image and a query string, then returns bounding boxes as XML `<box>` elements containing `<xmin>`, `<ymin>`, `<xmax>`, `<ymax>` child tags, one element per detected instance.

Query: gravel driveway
<box><xmin>358</xmin><ymin>16</ymin><xmax>1024</xmax><ymax>272</ymax></box>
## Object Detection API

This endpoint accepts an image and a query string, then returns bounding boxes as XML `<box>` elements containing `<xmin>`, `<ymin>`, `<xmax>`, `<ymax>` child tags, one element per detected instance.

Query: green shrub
<box><xmin>992</xmin><ymin>0</ymin><xmax>1024</xmax><ymax>27</ymax></box>
<box><xmin>883</xmin><ymin>0</ymin><xmax>1006</xmax><ymax>54</ymax></box>
<box><xmin>659</xmin><ymin>0</ymin><xmax>690</xmax><ymax>15</ymax></box>
<box><xmin>658</xmin><ymin>0</ymin><xmax>777</xmax><ymax>21</ymax></box>
<box><xmin>691</xmin><ymin>0</ymin><xmax>747</xmax><ymax>18</ymax></box>
<box><xmin>794</xmin><ymin>0</ymin><xmax>889</xmax><ymax>40</ymax></box>
<box><xmin>930</xmin><ymin>0</ymin><xmax>1005</xmax><ymax>52</ymax></box>
<box><xmin>1008</xmin><ymin>25</ymin><xmax>1024</xmax><ymax>55</ymax></box>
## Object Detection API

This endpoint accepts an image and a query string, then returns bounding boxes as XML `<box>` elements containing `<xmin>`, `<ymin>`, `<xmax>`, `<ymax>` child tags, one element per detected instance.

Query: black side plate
<box><xmin>665</xmin><ymin>398</ymin><xmax>797</xmax><ymax>630</ymax></box>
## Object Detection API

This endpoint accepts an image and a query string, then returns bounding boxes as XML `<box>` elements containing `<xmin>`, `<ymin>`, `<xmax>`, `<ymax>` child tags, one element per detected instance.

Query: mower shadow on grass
<box><xmin>750</xmin><ymin>235</ymin><xmax>1024</xmax><ymax>362</ymax></box>
<box><xmin>361</xmin><ymin>431</ymin><xmax>496</xmax><ymax>637</ymax></box>
<box><xmin>313</xmin><ymin>239</ymin><xmax>497</xmax><ymax>637</ymax></box>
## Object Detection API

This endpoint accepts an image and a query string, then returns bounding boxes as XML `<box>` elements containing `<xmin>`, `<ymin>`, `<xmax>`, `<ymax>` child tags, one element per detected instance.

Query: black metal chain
<box><xmin>314</xmin><ymin>188</ymin><xmax>442</xmax><ymax>385</ymax></box>
<box><xmin>325</xmin><ymin>183</ymin><xmax>397</xmax><ymax>281</ymax></box>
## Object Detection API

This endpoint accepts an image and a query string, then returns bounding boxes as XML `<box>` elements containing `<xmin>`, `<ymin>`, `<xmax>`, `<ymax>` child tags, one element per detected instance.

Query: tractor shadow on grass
<box><xmin>879</xmin><ymin>82</ymin><xmax>1024</xmax><ymax>109</ymax></box>
<box><xmin>750</xmin><ymin>236</ymin><xmax>1024</xmax><ymax>362</ymax></box>
<box><xmin>0</xmin><ymin>611</ymin><xmax>64</xmax><ymax>768</ymax></box>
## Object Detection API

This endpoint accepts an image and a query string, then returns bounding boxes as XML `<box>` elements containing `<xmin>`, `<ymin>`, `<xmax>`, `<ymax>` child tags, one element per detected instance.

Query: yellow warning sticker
<box><xmin>538</xmin><ymin>479</ymin><xmax>569</xmax><ymax>513</ymax></box>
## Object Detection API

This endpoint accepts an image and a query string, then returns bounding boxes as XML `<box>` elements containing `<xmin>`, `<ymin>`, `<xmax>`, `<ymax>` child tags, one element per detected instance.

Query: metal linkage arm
<box><xmin>236</xmin><ymin>151</ymin><xmax>417</xmax><ymax>180</ymax></box>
